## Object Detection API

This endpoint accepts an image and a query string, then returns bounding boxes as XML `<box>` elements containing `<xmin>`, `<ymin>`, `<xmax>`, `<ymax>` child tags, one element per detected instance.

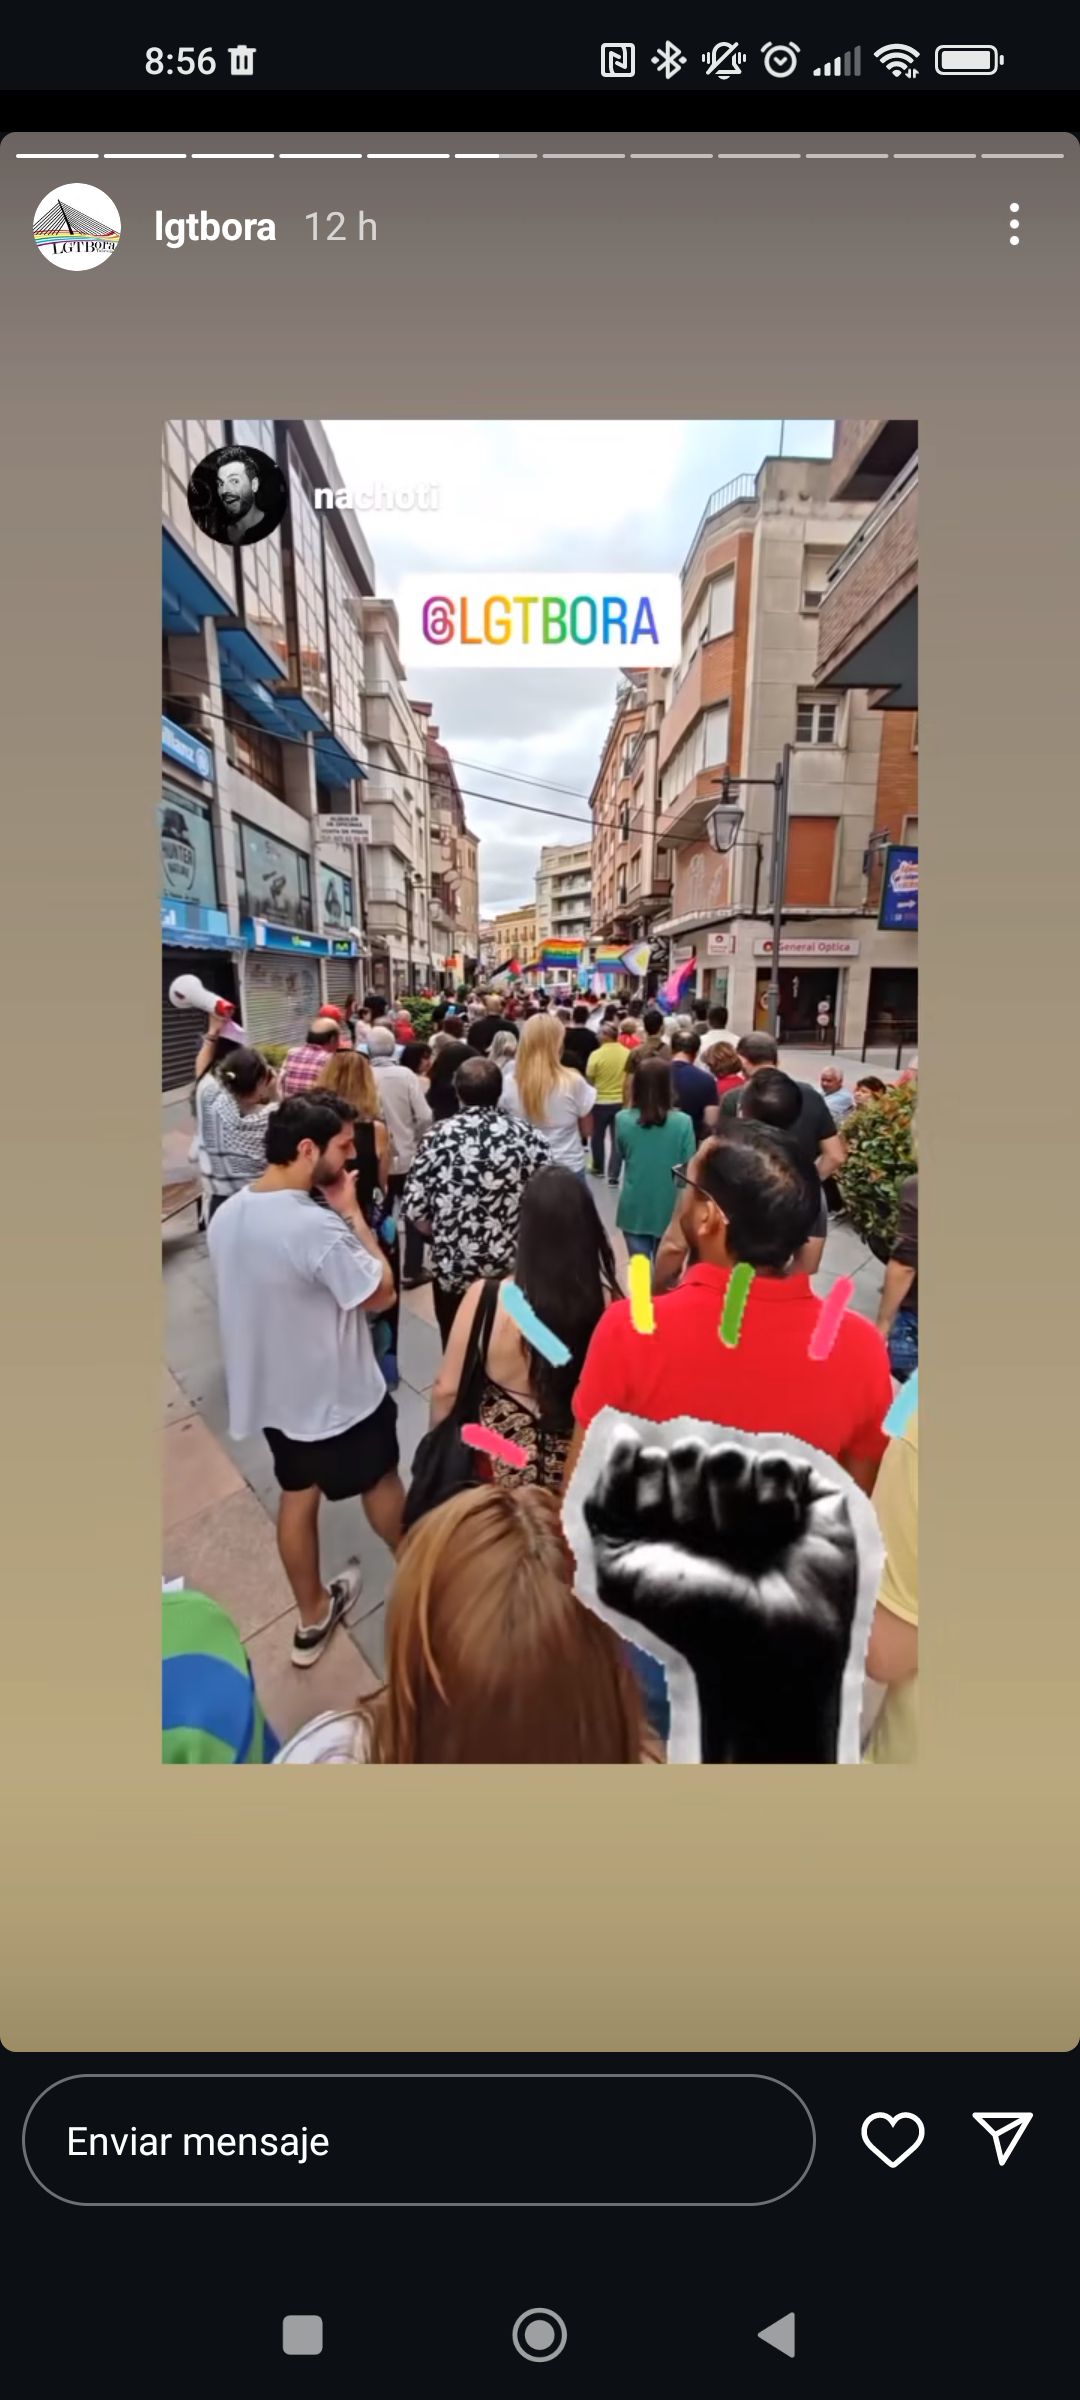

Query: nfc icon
<box><xmin>600</xmin><ymin>42</ymin><xmax>636</xmax><ymax>77</ymax></box>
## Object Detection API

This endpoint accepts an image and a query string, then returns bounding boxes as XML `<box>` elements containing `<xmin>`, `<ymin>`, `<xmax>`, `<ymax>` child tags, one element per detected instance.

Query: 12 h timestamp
<box><xmin>307</xmin><ymin>212</ymin><xmax>378</xmax><ymax>242</ymax></box>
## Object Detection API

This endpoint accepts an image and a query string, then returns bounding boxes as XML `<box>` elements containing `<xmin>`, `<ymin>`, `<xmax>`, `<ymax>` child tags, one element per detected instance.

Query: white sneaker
<box><xmin>291</xmin><ymin>1562</ymin><xmax>363</xmax><ymax>1668</ymax></box>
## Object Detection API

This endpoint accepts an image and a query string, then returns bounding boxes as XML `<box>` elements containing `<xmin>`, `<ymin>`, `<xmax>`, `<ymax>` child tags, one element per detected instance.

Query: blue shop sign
<box><xmin>161</xmin><ymin>899</ymin><xmax>238</xmax><ymax>949</ymax></box>
<box><xmin>241</xmin><ymin>917</ymin><xmax>358</xmax><ymax>960</ymax></box>
<box><xmin>879</xmin><ymin>845</ymin><xmax>919</xmax><ymax>931</ymax></box>
<box><xmin>162</xmin><ymin>714</ymin><xmax>213</xmax><ymax>781</ymax></box>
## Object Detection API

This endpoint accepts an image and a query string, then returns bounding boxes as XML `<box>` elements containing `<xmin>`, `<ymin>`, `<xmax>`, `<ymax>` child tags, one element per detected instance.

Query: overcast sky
<box><xmin>327</xmin><ymin>421</ymin><xmax>834</xmax><ymax>914</ymax></box>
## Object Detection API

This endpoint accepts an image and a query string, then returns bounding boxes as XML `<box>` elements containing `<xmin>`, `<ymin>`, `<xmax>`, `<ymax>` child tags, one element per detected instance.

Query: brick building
<box><xmin>644</xmin><ymin>452</ymin><xmax>917</xmax><ymax>1051</ymax></box>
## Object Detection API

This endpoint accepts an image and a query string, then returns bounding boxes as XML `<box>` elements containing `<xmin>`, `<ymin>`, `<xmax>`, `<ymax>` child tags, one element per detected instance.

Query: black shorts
<box><xmin>264</xmin><ymin>1393</ymin><xmax>399</xmax><ymax>1500</ymax></box>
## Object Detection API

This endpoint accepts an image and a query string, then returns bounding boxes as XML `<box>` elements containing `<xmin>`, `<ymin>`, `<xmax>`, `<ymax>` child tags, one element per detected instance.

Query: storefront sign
<box><xmin>879</xmin><ymin>845</ymin><xmax>919</xmax><ymax>931</ymax></box>
<box><xmin>242</xmin><ymin>917</ymin><xmax>358</xmax><ymax>959</ymax></box>
<box><xmin>705</xmin><ymin>929</ymin><xmax>736</xmax><ymax>958</ymax></box>
<box><xmin>160</xmin><ymin>790</ymin><xmax>218</xmax><ymax>909</ymax></box>
<box><xmin>161</xmin><ymin>714</ymin><xmax>212</xmax><ymax>781</ymax></box>
<box><xmin>161</xmin><ymin>900</ymin><xmax>235</xmax><ymax>948</ymax></box>
<box><xmin>315</xmin><ymin>815</ymin><xmax>373</xmax><ymax>844</ymax></box>
<box><xmin>752</xmin><ymin>936</ymin><xmax>861</xmax><ymax>959</ymax></box>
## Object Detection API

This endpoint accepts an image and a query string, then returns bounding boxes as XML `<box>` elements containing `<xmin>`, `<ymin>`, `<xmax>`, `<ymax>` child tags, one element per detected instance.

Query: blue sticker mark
<box><xmin>503</xmin><ymin>1280</ymin><xmax>572</xmax><ymax>1367</ymax></box>
<box><xmin>883</xmin><ymin>1366</ymin><xmax>918</xmax><ymax>1440</ymax></box>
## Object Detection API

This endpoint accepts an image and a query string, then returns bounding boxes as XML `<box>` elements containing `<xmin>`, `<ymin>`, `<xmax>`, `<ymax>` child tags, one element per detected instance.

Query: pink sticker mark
<box><xmin>461</xmin><ymin>1422</ymin><xmax>530</xmax><ymax>1471</ymax></box>
<box><xmin>809</xmin><ymin>1276</ymin><xmax>856</xmax><ymax>1361</ymax></box>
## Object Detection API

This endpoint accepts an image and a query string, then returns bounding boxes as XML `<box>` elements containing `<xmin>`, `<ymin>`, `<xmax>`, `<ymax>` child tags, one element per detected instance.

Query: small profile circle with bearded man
<box><xmin>187</xmin><ymin>443</ymin><xmax>288</xmax><ymax>550</ymax></box>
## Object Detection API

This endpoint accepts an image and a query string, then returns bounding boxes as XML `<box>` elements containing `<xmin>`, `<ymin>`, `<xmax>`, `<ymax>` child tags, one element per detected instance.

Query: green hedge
<box><xmin>839</xmin><ymin>1081</ymin><xmax>917</xmax><ymax>1259</ymax></box>
<box><xmin>396</xmin><ymin>995</ymin><xmax>438</xmax><ymax>1041</ymax></box>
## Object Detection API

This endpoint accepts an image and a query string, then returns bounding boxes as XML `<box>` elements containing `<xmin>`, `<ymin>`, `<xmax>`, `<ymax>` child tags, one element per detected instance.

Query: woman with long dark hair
<box><xmin>428</xmin><ymin>1163</ymin><xmax>620</xmax><ymax>1490</ymax></box>
<box><xmin>427</xmin><ymin>1038</ymin><xmax>471</xmax><ymax>1121</ymax></box>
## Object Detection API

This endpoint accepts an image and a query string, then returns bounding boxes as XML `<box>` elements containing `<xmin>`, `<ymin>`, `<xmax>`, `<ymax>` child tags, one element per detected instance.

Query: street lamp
<box><xmin>704</xmin><ymin>798</ymin><xmax>745</xmax><ymax>854</ymax></box>
<box><xmin>705</xmin><ymin>746</ymin><xmax>792</xmax><ymax>1040</ymax></box>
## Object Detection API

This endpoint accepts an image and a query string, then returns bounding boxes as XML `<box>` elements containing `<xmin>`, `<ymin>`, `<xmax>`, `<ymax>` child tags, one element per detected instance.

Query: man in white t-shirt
<box><xmin>208</xmin><ymin>1093</ymin><xmax>402</xmax><ymax>1668</ymax></box>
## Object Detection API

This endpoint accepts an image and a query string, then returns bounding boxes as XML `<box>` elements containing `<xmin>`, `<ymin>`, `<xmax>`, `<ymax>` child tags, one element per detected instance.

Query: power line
<box><xmin>161</xmin><ymin>661</ymin><xmax>601</xmax><ymax>807</ymax></box>
<box><xmin>159</xmin><ymin>679</ymin><xmax>659</xmax><ymax>833</ymax></box>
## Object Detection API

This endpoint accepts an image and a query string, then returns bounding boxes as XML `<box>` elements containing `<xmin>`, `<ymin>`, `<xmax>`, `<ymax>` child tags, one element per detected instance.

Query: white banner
<box><xmin>705</xmin><ymin>930</ymin><xmax>736</xmax><ymax>957</ymax></box>
<box><xmin>315</xmin><ymin>816</ymin><xmax>372</xmax><ymax>844</ymax></box>
<box><xmin>398</xmin><ymin>571</ymin><xmax>681</xmax><ymax>669</ymax></box>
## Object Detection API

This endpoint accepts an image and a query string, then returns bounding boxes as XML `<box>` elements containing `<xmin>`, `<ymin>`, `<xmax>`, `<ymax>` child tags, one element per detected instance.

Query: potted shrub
<box><xmin>839</xmin><ymin>1080</ymin><xmax>917</xmax><ymax>1262</ymax></box>
<box><xmin>397</xmin><ymin>995</ymin><xmax>437</xmax><ymax>1042</ymax></box>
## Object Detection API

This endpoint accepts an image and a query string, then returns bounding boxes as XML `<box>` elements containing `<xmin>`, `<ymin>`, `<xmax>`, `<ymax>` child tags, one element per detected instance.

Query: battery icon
<box><xmin>934</xmin><ymin>44</ymin><xmax>1004</xmax><ymax>74</ymax></box>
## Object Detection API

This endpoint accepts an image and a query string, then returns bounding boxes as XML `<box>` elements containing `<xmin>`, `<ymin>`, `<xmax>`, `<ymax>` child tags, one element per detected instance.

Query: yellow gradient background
<box><xmin>0</xmin><ymin>127</ymin><xmax>1077</xmax><ymax>2051</ymax></box>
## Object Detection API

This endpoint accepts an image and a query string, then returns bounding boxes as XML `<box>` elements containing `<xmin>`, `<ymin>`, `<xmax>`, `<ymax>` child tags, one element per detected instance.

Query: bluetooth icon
<box><xmin>651</xmin><ymin>40</ymin><xmax>686</xmax><ymax>77</ymax></box>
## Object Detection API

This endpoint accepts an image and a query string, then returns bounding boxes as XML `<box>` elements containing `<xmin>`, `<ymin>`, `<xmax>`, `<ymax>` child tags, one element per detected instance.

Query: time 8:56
<box><xmin>146</xmin><ymin>47</ymin><xmax>217</xmax><ymax>72</ymax></box>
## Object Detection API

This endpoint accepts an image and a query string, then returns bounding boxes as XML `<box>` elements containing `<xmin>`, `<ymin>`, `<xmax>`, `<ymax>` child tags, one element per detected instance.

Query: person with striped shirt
<box><xmin>196</xmin><ymin>1045</ymin><xmax>278</xmax><ymax>1220</ymax></box>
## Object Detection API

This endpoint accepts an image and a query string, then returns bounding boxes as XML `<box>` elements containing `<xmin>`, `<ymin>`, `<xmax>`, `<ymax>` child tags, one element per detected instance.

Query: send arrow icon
<box><xmin>758</xmin><ymin>2313</ymin><xmax>795</xmax><ymax>2358</ymax></box>
<box><xmin>973</xmin><ymin>2112</ymin><xmax>1033</xmax><ymax>2165</ymax></box>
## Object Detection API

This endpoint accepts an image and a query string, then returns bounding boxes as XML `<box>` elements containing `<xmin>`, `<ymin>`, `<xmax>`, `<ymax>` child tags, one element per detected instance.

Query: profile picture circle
<box><xmin>187</xmin><ymin>444</ymin><xmax>288</xmax><ymax>551</ymax></box>
<box><xmin>34</xmin><ymin>183</ymin><xmax>121</xmax><ymax>272</ymax></box>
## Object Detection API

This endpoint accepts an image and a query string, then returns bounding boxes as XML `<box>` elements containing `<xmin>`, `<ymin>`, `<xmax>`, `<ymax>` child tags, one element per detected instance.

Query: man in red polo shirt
<box><xmin>569</xmin><ymin>1124</ymin><xmax>892</xmax><ymax>1493</ymax></box>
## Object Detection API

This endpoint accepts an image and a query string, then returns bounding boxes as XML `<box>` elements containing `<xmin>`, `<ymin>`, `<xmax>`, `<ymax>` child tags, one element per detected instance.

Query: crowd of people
<box><xmin>173</xmin><ymin>979</ymin><xmax>918</xmax><ymax>1767</ymax></box>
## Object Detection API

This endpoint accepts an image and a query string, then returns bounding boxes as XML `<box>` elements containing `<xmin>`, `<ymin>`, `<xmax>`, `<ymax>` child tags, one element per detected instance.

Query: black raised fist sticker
<box><xmin>582</xmin><ymin>1428</ymin><xmax>860</xmax><ymax>1762</ymax></box>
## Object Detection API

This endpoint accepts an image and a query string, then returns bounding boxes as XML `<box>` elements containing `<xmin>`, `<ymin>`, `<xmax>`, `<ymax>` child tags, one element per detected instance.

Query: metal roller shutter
<box><xmin>161</xmin><ymin>951</ymin><xmax>239</xmax><ymax>1094</ymax></box>
<box><xmin>242</xmin><ymin>953</ymin><xmax>321</xmax><ymax>1050</ymax></box>
<box><xmin>324</xmin><ymin>958</ymin><xmax>358</xmax><ymax>1010</ymax></box>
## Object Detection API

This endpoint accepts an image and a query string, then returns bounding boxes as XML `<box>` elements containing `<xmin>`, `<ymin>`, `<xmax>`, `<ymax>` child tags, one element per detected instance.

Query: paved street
<box><xmin>162</xmin><ymin>1044</ymin><xmax>885</xmax><ymax>1745</ymax></box>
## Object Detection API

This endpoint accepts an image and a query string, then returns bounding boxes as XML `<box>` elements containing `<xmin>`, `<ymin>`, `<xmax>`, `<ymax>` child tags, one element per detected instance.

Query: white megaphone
<box><xmin>168</xmin><ymin>972</ymin><xmax>246</xmax><ymax>1042</ymax></box>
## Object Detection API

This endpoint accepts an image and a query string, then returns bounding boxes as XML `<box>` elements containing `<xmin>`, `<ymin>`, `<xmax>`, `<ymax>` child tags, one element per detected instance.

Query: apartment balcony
<box><xmin>363</xmin><ymin>685</ymin><xmax>414</xmax><ymax>756</ymax></box>
<box><xmin>367</xmin><ymin>896</ymin><xmax>409</xmax><ymax>940</ymax></box>
<box><xmin>366</xmin><ymin>795</ymin><xmax>414</xmax><ymax>854</ymax></box>
<box><xmin>815</xmin><ymin>454</ymin><xmax>918</xmax><ymax>707</ymax></box>
<box><xmin>829</xmin><ymin>418</ymin><xmax>919</xmax><ymax>504</ymax></box>
<box><xmin>657</xmin><ymin>636</ymin><xmax>735</xmax><ymax>772</ymax></box>
<box><xmin>658</xmin><ymin>767</ymin><xmax>725</xmax><ymax>844</ymax></box>
<box><xmin>681</xmin><ymin>474</ymin><xmax>757</xmax><ymax>580</ymax></box>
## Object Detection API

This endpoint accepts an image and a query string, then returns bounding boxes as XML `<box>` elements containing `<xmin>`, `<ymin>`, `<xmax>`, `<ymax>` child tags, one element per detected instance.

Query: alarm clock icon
<box><xmin>761</xmin><ymin>42</ymin><xmax>801</xmax><ymax>77</ymax></box>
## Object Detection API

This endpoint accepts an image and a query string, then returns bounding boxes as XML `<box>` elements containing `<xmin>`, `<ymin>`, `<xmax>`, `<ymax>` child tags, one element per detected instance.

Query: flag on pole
<box><xmin>620</xmin><ymin>941</ymin><xmax>652</xmax><ymax>978</ymax></box>
<box><xmin>657</xmin><ymin>957</ymin><xmax>695</xmax><ymax>1013</ymax></box>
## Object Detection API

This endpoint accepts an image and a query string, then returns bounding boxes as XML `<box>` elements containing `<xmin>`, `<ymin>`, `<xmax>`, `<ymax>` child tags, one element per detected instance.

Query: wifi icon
<box><xmin>875</xmin><ymin>42</ymin><xmax>920</xmax><ymax>76</ymax></box>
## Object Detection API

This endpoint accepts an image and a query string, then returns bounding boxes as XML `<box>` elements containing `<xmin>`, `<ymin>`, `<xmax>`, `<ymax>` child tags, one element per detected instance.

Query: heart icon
<box><xmin>861</xmin><ymin>2112</ymin><xmax>925</xmax><ymax>2168</ymax></box>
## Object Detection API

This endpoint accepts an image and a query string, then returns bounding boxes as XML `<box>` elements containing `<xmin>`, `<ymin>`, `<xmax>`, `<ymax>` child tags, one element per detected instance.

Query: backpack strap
<box><xmin>454</xmin><ymin>1277</ymin><xmax>502</xmax><ymax>1424</ymax></box>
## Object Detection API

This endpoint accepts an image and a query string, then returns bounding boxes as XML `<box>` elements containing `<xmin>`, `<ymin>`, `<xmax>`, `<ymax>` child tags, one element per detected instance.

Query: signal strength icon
<box><xmin>814</xmin><ymin>45</ymin><xmax>861</xmax><ymax>76</ymax></box>
<box><xmin>875</xmin><ymin>43</ymin><xmax>920</xmax><ymax>76</ymax></box>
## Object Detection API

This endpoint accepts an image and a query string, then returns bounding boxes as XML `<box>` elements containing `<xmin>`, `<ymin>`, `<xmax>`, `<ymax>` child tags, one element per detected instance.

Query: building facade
<box><xmin>161</xmin><ymin>417</ymin><xmax>372</xmax><ymax>1093</ymax></box>
<box><xmin>589</xmin><ymin>672</ymin><xmax>673</xmax><ymax>951</ymax></box>
<box><xmin>489</xmin><ymin>903</ymin><xmax>537</xmax><ymax>968</ymax></box>
<box><xmin>650</xmin><ymin>454</ymin><xmax>918</xmax><ymax>1049</ymax></box>
<box><xmin>534</xmin><ymin>842</ymin><xmax>593</xmax><ymax>947</ymax></box>
<box><xmin>814</xmin><ymin>418</ymin><xmax>919</xmax><ymax>1046</ymax></box>
<box><xmin>414</xmin><ymin>705</ymin><xmax>479</xmax><ymax>984</ymax></box>
<box><xmin>361</xmin><ymin>597</ymin><xmax>434</xmax><ymax>996</ymax></box>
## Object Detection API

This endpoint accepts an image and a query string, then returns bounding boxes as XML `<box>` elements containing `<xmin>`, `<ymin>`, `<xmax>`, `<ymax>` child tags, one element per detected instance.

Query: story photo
<box><xmin>160</xmin><ymin>416</ymin><xmax>919</xmax><ymax>1766</ymax></box>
